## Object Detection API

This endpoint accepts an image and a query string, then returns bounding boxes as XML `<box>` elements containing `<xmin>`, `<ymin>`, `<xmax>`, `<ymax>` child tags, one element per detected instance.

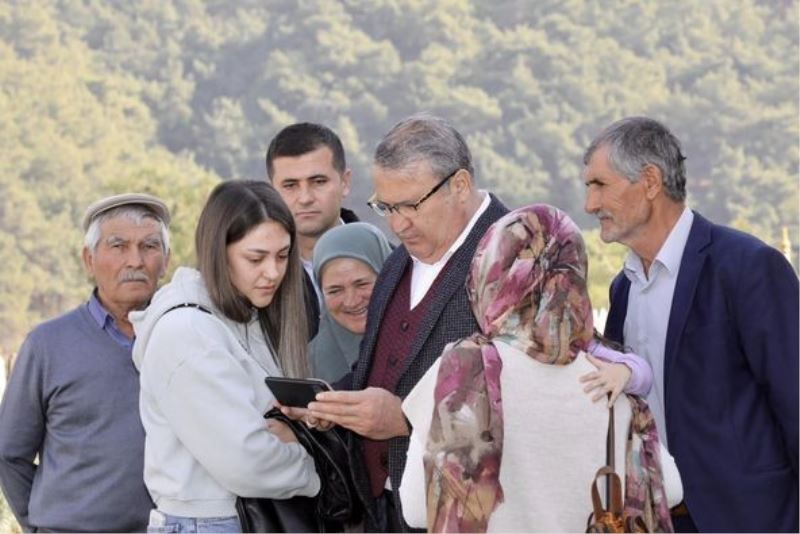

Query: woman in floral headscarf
<box><xmin>399</xmin><ymin>204</ymin><xmax>682</xmax><ymax>533</ymax></box>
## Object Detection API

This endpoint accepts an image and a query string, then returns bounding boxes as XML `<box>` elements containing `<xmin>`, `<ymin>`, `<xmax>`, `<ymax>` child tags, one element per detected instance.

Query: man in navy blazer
<box><xmin>583</xmin><ymin>117</ymin><xmax>798</xmax><ymax>532</ymax></box>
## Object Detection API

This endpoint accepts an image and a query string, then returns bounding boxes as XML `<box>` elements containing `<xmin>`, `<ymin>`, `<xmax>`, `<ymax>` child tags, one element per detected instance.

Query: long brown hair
<box><xmin>195</xmin><ymin>180</ymin><xmax>309</xmax><ymax>378</ymax></box>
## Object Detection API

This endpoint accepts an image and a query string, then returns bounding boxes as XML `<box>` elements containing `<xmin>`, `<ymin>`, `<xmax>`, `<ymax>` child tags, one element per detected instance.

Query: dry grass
<box><xmin>0</xmin><ymin>493</ymin><xmax>21</xmax><ymax>534</ymax></box>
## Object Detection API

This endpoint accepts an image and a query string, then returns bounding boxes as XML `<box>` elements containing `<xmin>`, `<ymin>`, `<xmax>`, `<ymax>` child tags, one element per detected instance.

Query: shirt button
<box><xmin>400</xmin><ymin>321</ymin><xmax>409</xmax><ymax>331</ymax></box>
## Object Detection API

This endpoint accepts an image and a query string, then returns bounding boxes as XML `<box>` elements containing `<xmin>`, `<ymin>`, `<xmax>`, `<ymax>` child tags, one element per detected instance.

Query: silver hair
<box><xmin>583</xmin><ymin>117</ymin><xmax>687</xmax><ymax>202</ymax></box>
<box><xmin>374</xmin><ymin>112</ymin><xmax>475</xmax><ymax>180</ymax></box>
<box><xmin>84</xmin><ymin>205</ymin><xmax>170</xmax><ymax>253</ymax></box>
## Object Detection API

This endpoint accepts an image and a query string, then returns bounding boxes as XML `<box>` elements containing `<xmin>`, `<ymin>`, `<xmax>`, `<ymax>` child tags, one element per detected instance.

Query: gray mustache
<box><xmin>119</xmin><ymin>270</ymin><xmax>150</xmax><ymax>283</ymax></box>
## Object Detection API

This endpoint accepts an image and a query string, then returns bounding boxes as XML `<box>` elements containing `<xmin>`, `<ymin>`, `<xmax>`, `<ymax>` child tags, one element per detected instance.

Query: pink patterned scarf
<box><xmin>423</xmin><ymin>204</ymin><xmax>673</xmax><ymax>533</ymax></box>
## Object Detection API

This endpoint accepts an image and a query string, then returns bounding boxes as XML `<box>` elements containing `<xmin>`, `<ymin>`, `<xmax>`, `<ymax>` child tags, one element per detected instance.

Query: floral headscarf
<box><xmin>423</xmin><ymin>204</ymin><xmax>672</xmax><ymax>533</ymax></box>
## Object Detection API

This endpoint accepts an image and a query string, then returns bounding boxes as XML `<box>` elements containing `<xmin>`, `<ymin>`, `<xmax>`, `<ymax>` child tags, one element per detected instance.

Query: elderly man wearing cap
<box><xmin>0</xmin><ymin>193</ymin><xmax>170</xmax><ymax>532</ymax></box>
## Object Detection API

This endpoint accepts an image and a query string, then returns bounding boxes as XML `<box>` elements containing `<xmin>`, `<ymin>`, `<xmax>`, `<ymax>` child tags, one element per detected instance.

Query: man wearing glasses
<box><xmin>306</xmin><ymin>113</ymin><xmax>507</xmax><ymax>531</ymax></box>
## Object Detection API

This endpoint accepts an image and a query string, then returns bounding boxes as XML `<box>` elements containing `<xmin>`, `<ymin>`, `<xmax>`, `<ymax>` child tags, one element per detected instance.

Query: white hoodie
<box><xmin>131</xmin><ymin>267</ymin><xmax>320</xmax><ymax>518</ymax></box>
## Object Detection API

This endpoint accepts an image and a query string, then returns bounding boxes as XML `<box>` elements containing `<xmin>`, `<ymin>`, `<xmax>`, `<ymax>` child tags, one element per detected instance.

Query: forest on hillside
<box><xmin>0</xmin><ymin>0</ymin><xmax>798</xmax><ymax>354</ymax></box>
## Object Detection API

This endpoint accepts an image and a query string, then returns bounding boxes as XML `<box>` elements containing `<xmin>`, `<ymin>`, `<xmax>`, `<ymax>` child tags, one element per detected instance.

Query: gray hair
<box><xmin>583</xmin><ymin>117</ymin><xmax>687</xmax><ymax>202</ymax></box>
<box><xmin>84</xmin><ymin>205</ymin><xmax>170</xmax><ymax>253</ymax></box>
<box><xmin>374</xmin><ymin>112</ymin><xmax>475</xmax><ymax>180</ymax></box>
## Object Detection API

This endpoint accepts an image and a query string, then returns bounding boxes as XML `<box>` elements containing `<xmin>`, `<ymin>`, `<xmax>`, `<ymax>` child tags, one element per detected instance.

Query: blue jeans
<box><xmin>147</xmin><ymin>510</ymin><xmax>242</xmax><ymax>533</ymax></box>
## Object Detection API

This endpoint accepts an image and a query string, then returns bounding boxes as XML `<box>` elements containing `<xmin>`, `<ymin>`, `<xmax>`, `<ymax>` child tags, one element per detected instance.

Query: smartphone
<box><xmin>264</xmin><ymin>376</ymin><xmax>333</xmax><ymax>408</ymax></box>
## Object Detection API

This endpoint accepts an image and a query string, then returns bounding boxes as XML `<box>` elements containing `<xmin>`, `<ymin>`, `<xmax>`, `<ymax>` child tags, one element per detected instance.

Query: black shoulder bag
<box><xmin>236</xmin><ymin>408</ymin><xmax>362</xmax><ymax>533</ymax></box>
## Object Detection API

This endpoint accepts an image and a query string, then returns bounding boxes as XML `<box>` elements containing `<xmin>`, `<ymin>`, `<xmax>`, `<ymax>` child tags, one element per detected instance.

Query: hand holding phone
<box><xmin>264</xmin><ymin>377</ymin><xmax>332</xmax><ymax>408</ymax></box>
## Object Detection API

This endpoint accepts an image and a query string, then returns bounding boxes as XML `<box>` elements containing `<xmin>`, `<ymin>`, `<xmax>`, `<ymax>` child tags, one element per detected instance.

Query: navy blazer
<box><xmin>349</xmin><ymin>194</ymin><xmax>508</xmax><ymax>531</ymax></box>
<box><xmin>605</xmin><ymin>211</ymin><xmax>798</xmax><ymax>532</ymax></box>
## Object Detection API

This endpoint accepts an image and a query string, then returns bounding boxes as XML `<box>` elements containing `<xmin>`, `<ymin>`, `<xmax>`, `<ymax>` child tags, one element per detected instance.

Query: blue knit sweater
<box><xmin>0</xmin><ymin>303</ymin><xmax>153</xmax><ymax>532</ymax></box>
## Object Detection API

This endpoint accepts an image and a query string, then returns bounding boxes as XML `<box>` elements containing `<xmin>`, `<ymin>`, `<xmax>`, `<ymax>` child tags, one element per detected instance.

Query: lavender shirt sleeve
<box><xmin>587</xmin><ymin>339</ymin><xmax>653</xmax><ymax>396</ymax></box>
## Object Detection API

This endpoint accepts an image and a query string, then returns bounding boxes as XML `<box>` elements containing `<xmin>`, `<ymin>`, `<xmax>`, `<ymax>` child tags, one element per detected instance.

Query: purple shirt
<box><xmin>587</xmin><ymin>339</ymin><xmax>653</xmax><ymax>397</ymax></box>
<box><xmin>87</xmin><ymin>290</ymin><xmax>133</xmax><ymax>350</ymax></box>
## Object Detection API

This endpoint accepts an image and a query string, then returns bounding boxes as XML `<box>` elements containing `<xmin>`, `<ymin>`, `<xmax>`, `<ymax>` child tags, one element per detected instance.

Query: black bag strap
<box><xmin>162</xmin><ymin>303</ymin><xmax>212</xmax><ymax>315</ymax></box>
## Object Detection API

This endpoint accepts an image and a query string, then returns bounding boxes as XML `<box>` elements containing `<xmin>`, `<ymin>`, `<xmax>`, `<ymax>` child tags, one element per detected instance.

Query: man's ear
<box><xmin>452</xmin><ymin>169</ymin><xmax>473</xmax><ymax>199</ymax></box>
<box><xmin>641</xmin><ymin>164</ymin><xmax>663</xmax><ymax>200</ymax></box>
<box><xmin>82</xmin><ymin>246</ymin><xmax>95</xmax><ymax>278</ymax></box>
<box><xmin>340</xmin><ymin>169</ymin><xmax>352</xmax><ymax>198</ymax></box>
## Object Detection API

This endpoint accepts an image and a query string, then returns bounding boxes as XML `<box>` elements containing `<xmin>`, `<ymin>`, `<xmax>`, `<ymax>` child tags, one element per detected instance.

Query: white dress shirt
<box><xmin>408</xmin><ymin>192</ymin><xmax>490</xmax><ymax>309</ymax></box>
<box><xmin>623</xmin><ymin>207</ymin><xmax>694</xmax><ymax>449</ymax></box>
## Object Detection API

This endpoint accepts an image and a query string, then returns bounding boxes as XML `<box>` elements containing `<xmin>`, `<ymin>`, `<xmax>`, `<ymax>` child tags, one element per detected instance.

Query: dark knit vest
<box><xmin>362</xmin><ymin>257</ymin><xmax>456</xmax><ymax>497</ymax></box>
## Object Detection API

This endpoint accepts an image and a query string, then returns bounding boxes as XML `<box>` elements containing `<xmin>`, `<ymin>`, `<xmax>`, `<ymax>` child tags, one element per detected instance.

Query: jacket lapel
<box><xmin>605</xmin><ymin>273</ymin><xmax>630</xmax><ymax>344</ymax></box>
<box><xmin>398</xmin><ymin>194</ymin><xmax>508</xmax><ymax>379</ymax></box>
<box><xmin>663</xmin><ymin>212</ymin><xmax>712</xmax><ymax>394</ymax></box>
<box><xmin>353</xmin><ymin>247</ymin><xmax>410</xmax><ymax>389</ymax></box>
<box><xmin>402</xmin><ymin>235</ymin><xmax>474</xmax><ymax>368</ymax></box>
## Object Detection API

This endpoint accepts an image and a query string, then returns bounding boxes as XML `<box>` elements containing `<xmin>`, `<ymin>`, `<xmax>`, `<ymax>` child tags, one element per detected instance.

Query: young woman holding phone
<box><xmin>132</xmin><ymin>180</ymin><xmax>319</xmax><ymax>533</ymax></box>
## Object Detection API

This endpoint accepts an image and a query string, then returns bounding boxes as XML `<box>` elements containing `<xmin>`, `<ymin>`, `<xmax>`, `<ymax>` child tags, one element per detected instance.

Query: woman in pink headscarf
<box><xmin>399</xmin><ymin>204</ymin><xmax>682</xmax><ymax>532</ymax></box>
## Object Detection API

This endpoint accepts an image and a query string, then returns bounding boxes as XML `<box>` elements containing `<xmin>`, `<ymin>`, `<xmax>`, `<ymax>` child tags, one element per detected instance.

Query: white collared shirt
<box><xmin>622</xmin><ymin>207</ymin><xmax>694</xmax><ymax>449</ymax></box>
<box><xmin>408</xmin><ymin>191</ymin><xmax>490</xmax><ymax>309</ymax></box>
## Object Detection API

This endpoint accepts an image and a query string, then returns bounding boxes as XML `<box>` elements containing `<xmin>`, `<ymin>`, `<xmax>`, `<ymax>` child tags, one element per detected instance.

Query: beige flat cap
<box><xmin>82</xmin><ymin>193</ymin><xmax>170</xmax><ymax>231</ymax></box>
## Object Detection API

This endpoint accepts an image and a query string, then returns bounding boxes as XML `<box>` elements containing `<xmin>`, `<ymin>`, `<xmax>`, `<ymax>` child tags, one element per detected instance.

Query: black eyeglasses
<box><xmin>367</xmin><ymin>169</ymin><xmax>460</xmax><ymax>218</ymax></box>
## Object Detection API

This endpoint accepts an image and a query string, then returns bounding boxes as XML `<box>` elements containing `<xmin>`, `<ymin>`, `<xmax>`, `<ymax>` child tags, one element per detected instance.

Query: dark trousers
<box><xmin>671</xmin><ymin>505</ymin><xmax>699</xmax><ymax>533</ymax></box>
<box><xmin>373</xmin><ymin>489</ymin><xmax>425</xmax><ymax>533</ymax></box>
